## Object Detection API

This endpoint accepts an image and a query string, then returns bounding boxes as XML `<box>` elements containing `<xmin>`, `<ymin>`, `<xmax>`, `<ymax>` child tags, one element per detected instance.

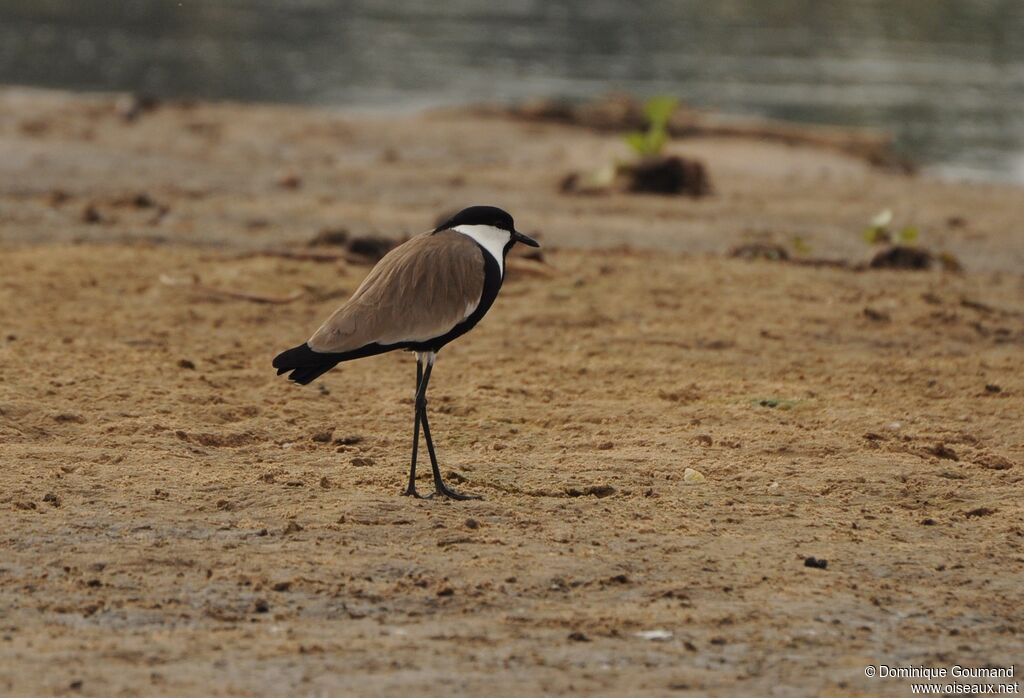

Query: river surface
<box><xmin>1</xmin><ymin>0</ymin><xmax>1022</xmax><ymax>182</ymax></box>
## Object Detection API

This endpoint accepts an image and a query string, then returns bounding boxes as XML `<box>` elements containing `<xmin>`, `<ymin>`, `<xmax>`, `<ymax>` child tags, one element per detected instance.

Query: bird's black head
<box><xmin>435</xmin><ymin>205</ymin><xmax>514</xmax><ymax>233</ymax></box>
<box><xmin>434</xmin><ymin>205</ymin><xmax>539</xmax><ymax>247</ymax></box>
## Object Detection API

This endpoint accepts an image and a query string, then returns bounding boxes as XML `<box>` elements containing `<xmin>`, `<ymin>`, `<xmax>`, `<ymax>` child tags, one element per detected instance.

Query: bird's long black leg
<box><xmin>418</xmin><ymin>357</ymin><xmax>481</xmax><ymax>501</ymax></box>
<box><xmin>401</xmin><ymin>356</ymin><xmax>425</xmax><ymax>498</ymax></box>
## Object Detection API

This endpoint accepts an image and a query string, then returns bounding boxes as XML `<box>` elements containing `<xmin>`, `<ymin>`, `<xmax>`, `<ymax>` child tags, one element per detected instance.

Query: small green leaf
<box><xmin>626</xmin><ymin>96</ymin><xmax>677</xmax><ymax>157</ymax></box>
<box><xmin>625</xmin><ymin>131</ymin><xmax>651</xmax><ymax>156</ymax></box>
<box><xmin>897</xmin><ymin>226</ymin><xmax>919</xmax><ymax>244</ymax></box>
<box><xmin>646</xmin><ymin>130</ymin><xmax>668</xmax><ymax>156</ymax></box>
<box><xmin>791</xmin><ymin>235</ymin><xmax>811</xmax><ymax>255</ymax></box>
<box><xmin>863</xmin><ymin>226</ymin><xmax>890</xmax><ymax>245</ymax></box>
<box><xmin>644</xmin><ymin>96</ymin><xmax>678</xmax><ymax>129</ymax></box>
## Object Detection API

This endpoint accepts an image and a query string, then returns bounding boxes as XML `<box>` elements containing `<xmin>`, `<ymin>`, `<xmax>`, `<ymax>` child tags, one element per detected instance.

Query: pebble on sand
<box><xmin>683</xmin><ymin>467</ymin><xmax>706</xmax><ymax>484</ymax></box>
<box><xmin>634</xmin><ymin>629</ymin><xmax>673</xmax><ymax>641</ymax></box>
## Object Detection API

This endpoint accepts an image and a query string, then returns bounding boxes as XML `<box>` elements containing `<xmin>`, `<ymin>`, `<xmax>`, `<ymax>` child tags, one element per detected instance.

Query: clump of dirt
<box><xmin>620</xmin><ymin>156</ymin><xmax>711</xmax><ymax>196</ymax></box>
<box><xmin>304</xmin><ymin>228</ymin><xmax>398</xmax><ymax>263</ymax></box>
<box><xmin>728</xmin><ymin>242</ymin><xmax>790</xmax><ymax>261</ymax></box>
<box><xmin>869</xmin><ymin>245</ymin><xmax>934</xmax><ymax>270</ymax></box>
<box><xmin>561</xmin><ymin>155</ymin><xmax>711</xmax><ymax>197</ymax></box>
<box><xmin>346</xmin><ymin>235</ymin><xmax>398</xmax><ymax>262</ymax></box>
<box><xmin>307</xmin><ymin>227</ymin><xmax>350</xmax><ymax>247</ymax></box>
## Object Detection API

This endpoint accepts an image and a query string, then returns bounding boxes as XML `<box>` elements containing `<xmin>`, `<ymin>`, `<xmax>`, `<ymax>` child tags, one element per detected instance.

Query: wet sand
<box><xmin>0</xmin><ymin>87</ymin><xmax>1022</xmax><ymax>696</ymax></box>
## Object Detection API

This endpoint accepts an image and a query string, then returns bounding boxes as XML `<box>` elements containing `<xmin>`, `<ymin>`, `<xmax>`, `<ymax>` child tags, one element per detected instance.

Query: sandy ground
<box><xmin>1</xmin><ymin>88</ymin><xmax>1023</xmax><ymax>697</ymax></box>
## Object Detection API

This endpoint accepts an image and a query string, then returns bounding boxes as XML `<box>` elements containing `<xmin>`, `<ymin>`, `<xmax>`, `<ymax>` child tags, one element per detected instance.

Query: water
<box><xmin>1</xmin><ymin>0</ymin><xmax>1022</xmax><ymax>182</ymax></box>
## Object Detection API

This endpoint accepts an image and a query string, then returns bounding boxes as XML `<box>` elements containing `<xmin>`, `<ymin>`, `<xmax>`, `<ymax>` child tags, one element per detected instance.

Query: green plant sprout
<box><xmin>863</xmin><ymin>208</ymin><xmax>919</xmax><ymax>245</ymax></box>
<box><xmin>790</xmin><ymin>235</ymin><xmax>811</xmax><ymax>255</ymax></box>
<box><xmin>625</xmin><ymin>96</ymin><xmax>678</xmax><ymax>157</ymax></box>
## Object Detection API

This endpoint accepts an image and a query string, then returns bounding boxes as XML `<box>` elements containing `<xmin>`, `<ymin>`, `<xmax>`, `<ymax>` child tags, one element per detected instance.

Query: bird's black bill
<box><xmin>512</xmin><ymin>230</ymin><xmax>540</xmax><ymax>247</ymax></box>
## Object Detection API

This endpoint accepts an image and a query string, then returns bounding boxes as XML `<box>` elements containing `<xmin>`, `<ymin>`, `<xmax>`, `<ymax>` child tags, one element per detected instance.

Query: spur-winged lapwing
<box><xmin>273</xmin><ymin>206</ymin><xmax>539</xmax><ymax>500</ymax></box>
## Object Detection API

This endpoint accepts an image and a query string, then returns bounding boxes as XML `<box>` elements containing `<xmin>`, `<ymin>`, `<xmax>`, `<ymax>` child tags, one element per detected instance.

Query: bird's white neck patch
<box><xmin>453</xmin><ymin>225</ymin><xmax>510</xmax><ymax>276</ymax></box>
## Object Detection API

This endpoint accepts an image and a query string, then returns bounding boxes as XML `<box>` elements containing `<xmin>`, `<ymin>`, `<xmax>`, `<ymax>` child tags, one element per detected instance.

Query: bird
<box><xmin>272</xmin><ymin>205</ymin><xmax>540</xmax><ymax>500</ymax></box>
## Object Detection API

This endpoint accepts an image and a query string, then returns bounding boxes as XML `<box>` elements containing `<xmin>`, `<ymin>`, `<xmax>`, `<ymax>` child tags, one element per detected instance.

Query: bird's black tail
<box><xmin>272</xmin><ymin>343</ymin><xmax>341</xmax><ymax>385</ymax></box>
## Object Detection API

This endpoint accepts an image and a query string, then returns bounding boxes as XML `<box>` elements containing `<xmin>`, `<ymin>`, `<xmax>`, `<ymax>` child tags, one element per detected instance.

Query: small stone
<box><xmin>596</xmin><ymin>441</ymin><xmax>614</xmax><ymax>450</ymax></box>
<box><xmin>928</xmin><ymin>443</ymin><xmax>959</xmax><ymax>461</ymax></box>
<box><xmin>42</xmin><ymin>493</ymin><xmax>61</xmax><ymax>508</ymax></box>
<box><xmin>272</xmin><ymin>581</ymin><xmax>292</xmax><ymax>592</ymax></box>
<box><xmin>568</xmin><ymin>631</ymin><xmax>590</xmax><ymax>642</ymax></box>
<box><xmin>804</xmin><ymin>556</ymin><xmax>828</xmax><ymax>569</ymax></box>
<box><xmin>683</xmin><ymin>467</ymin><xmax>706</xmax><ymax>484</ymax></box>
<box><xmin>253</xmin><ymin>599</ymin><xmax>270</xmax><ymax>613</ymax></box>
<box><xmin>177</xmin><ymin>359</ymin><xmax>196</xmax><ymax>370</ymax></box>
<box><xmin>130</xmin><ymin>192</ymin><xmax>156</xmax><ymax>208</ymax></box>
<box><xmin>862</xmin><ymin>307</ymin><xmax>890</xmax><ymax>322</ymax></box>
<box><xmin>437</xmin><ymin>587</ymin><xmax>454</xmax><ymax>597</ymax></box>
<box><xmin>81</xmin><ymin>205</ymin><xmax>103</xmax><ymax>224</ymax></box>
<box><xmin>464</xmin><ymin>518</ymin><xmax>480</xmax><ymax>530</ymax></box>
<box><xmin>333</xmin><ymin>435</ymin><xmax>364</xmax><ymax>446</ymax></box>
<box><xmin>277</xmin><ymin>172</ymin><xmax>302</xmax><ymax>189</ymax></box>
<box><xmin>47</xmin><ymin>189</ymin><xmax>70</xmax><ymax>206</ymax></box>
<box><xmin>350</xmin><ymin>457</ymin><xmax>375</xmax><ymax>467</ymax></box>
<box><xmin>984</xmin><ymin>383</ymin><xmax>1002</xmax><ymax>394</ymax></box>
<box><xmin>634</xmin><ymin>629</ymin><xmax>673</xmax><ymax>641</ymax></box>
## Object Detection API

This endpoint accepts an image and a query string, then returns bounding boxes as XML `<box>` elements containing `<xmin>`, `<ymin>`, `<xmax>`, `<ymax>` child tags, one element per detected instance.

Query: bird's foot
<box><xmin>429</xmin><ymin>482</ymin><xmax>482</xmax><ymax>501</ymax></box>
<box><xmin>401</xmin><ymin>486</ymin><xmax>427</xmax><ymax>499</ymax></box>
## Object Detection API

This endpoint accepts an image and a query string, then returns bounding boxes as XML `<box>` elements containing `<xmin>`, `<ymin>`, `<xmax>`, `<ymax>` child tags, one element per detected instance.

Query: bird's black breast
<box><xmin>411</xmin><ymin>245</ymin><xmax>503</xmax><ymax>352</ymax></box>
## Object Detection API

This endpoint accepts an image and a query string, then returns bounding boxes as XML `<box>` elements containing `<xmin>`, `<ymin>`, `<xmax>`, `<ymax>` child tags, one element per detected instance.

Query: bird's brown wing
<box><xmin>307</xmin><ymin>230</ymin><xmax>486</xmax><ymax>353</ymax></box>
